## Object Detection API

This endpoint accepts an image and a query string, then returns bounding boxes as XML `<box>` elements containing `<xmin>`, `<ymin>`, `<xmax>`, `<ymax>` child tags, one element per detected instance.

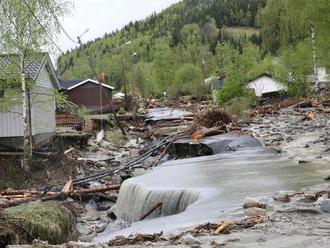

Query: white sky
<box><xmin>56</xmin><ymin>0</ymin><xmax>181</xmax><ymax>54</ymax></box>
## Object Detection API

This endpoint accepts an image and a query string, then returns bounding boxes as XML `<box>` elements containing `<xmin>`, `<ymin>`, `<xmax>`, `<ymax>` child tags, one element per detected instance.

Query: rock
<box><xmin>298</xmin><ymin>160</ymin><xmax>311</xmax><ymax>164</ymax></box>
<box><xmin>179</xmin><ymin>234</ymin><xmax>202</xmax><ymax>246</ymax></box>
<box><xmin>243</xmin><ymin>197</ymin><xmax>267</xmax><ymax>209</ymax></box>
<box><xmin>244</xmin><ymin>207</ymin><xmax>267</xmax><ymax>217</ymax></box>
<box><xmin>273</xmin><ymin>191</ymin><xmax>290</xmax><ymax>203</ymax></box>
<box><xmin>89</xmin><ymin>182</ymin><xmax>103</xmax><ymax>188</ymax></box>
<box><xmin>124</xmin><ymin>139</ymin><xmax>139</xmax><ymax>148</ymax></box>
<box><xmin>95</xmin><ymin>223</ymin><xmax>107</xmax><ymax>233</ymax></box>
<box><xmin>130</xmin><ymin>149</ymin><xmax>140</xmax><ymax>157</ymax></box>
<box><xmin>96</xmin><ymin>161</ymin><xmax>107</xmax><ymax>167</ymax></box>
<box><xmin>107</xmin><ymin>205</ymin><xmax>118</xmax><ymax>220</ymax></box>
<box><xmin>96</xmin><ymin>201</ymin><xmax>114</xmax><ymax>211</ymax></box>
<box><xmin>111</xmin><ymin>175</ymin><xmax>122</xmax><ymax>185</ymax></box>
<box><xmin>79</xmin><ymin>233</ymin><xmax>97</xmax><ymax>243</ymax></box>
<box><xmin>67</xmin><ymin>241</ymin><xmax>103</xmax><ymax>248</ymax></box>
<box><xmin>318</xmin><ymin>198</ymin><xmax>330</xmax><ymax>213</ymax></box>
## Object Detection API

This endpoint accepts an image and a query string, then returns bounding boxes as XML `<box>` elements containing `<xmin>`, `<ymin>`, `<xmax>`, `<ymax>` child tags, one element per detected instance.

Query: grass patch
<box><xmin>0</xmin><ymin>202</ymin><xmax>77</xmax><ymax>247</ymax></box>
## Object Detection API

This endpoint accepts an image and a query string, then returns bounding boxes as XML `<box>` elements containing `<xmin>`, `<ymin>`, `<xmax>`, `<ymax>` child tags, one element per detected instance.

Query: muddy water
<box><xmin>94</xmin><ymin>134</ymin><xmax>330</xmax><ymax>242</ymax></box>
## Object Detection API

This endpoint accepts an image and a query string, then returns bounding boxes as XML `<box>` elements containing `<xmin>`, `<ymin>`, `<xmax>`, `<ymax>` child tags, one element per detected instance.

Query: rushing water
<box><xmin>94</xmin><ymin>134</ymin><xmax>330</xmax><ymax>243</ymax></box>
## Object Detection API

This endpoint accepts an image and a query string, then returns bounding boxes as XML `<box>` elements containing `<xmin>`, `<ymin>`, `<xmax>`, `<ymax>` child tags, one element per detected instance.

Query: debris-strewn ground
<box><xmin>4</xmin><ymin>98</ymin><xmax>330</xmax><ymax>248</ymax></box>
<box><xmin>250</xmin><ymin>102</ymin><xmax>330</xmax><ymax>162</ymax></box>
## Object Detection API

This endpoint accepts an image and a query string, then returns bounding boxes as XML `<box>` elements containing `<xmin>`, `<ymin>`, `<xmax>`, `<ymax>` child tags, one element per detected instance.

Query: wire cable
<box><xmin>20</xmin><ymin>0</ymin><xmax>64</xmax><ymax>53</ymax></box>
<box><xmin>43</xmin><ymin>0</ymin><xmax>79</xmax><ymax>44</ymax></box>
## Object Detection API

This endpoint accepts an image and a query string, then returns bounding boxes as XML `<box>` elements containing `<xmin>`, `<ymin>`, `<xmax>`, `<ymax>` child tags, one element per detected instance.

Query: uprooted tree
<box><xmin>0</xmin><ymin>0</ymin><xmax>71</xmax><ymax>170</ymax></box>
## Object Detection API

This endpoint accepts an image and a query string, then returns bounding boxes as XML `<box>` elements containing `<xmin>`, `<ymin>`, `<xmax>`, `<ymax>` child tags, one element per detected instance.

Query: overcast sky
<box><xmin>56</xmin><ymin>0</ymin><xmax>181</xmax><ymax>54</ymax></box>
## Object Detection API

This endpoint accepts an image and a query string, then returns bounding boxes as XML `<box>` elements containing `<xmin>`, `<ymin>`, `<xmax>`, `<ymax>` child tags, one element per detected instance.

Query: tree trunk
<box><xmin>20</xmin><ymin>54</ymin><xmax>30</xmax><ymax>172</ymax></box>
<box><xmin>311</xmin><ymin>21</ymin><xmax>320</xmax><ymax>94</ymax></box>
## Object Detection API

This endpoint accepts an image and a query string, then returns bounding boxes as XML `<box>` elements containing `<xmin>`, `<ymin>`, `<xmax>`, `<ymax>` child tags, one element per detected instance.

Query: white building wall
<box><xmin>0</xmin><ymin>102</ymin><xmax>23</xmax><ymax>137</ymax></box>
<box><xmin>0</xmin><ymin>64</ymin><xmax>56</xmax><ymax>138</ymax></box>
<box><xmin>247</xmin><ymin>76</ymin><xmax>287</xmax><ymax>97</ymax></box>
<box><xmin>31</xmin><ymin>64</ymin><xmax>56</xmax><ymax>135</ymax></box>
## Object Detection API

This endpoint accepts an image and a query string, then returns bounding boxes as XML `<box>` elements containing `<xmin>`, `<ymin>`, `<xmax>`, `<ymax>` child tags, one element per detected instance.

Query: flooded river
<box><xmin>94</xmin><ymin>134</ymin><xmax>330</xmax><ymax>242</ymax></box>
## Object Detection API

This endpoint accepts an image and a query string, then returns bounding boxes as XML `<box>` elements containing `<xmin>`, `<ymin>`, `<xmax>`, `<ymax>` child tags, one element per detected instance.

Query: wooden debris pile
<box><xmin>302</xmin><ymin>111</ymin><xmax>317</xmax><ymax>121</ymax></box>
<box><xmin>192</xmin><ymin>108</ymin><xmax>242</xmax><ymax>141</ymax></box>
<box><xmin>251</xmin><ymin>105</ymin><xmax>279</xmax><ymax>116</ymax></box>
<box><xmin>109</xmin><ymin>232</ymin><xmax>166</xmax><ymax>246</ymax></box>
<box><xmin>0</xmin><ymin>183</ymin><xmax>121</xmax><ymax>208</ymax></box>
<box><xmin>107</xmin><ymin>215</ymin><xmax>269</xmax><ymax>246</ymax></box>
<box><xmin>252</xmin><ymin>98</ymin><xmax>330</xmax><ymax>118</ymax></box>
<box><xmin>195</xmin><ymin>108</ymin><xmax>233</xmax><ymax>128</ymax></box>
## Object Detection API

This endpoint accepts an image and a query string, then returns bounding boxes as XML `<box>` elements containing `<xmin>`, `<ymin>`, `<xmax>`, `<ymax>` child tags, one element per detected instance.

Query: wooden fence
<box><xmin>56</xmin><ymin>113</ymin><xmax>83</xmax><ymax>127</ymax></box>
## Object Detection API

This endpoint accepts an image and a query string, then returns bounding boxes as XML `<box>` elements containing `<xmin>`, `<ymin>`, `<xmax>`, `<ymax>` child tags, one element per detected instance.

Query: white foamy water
<box><xmin>94</xmin><ymin>135</ymin><xmax>330</xmax><ymax>243</ymax></box>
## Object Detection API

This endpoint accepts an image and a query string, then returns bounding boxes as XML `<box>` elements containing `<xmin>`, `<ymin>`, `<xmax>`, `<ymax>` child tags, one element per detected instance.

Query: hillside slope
<box><xmin>58</xmin><ymin>0</ymin><xmax>267</xmax><ymax>96</ymax></box>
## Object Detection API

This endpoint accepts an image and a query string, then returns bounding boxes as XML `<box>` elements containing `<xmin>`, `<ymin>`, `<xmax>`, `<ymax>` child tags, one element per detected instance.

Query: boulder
<box><xmin>244</xmin><ymin>207</ymin><xmax>267</xmax><ymax>217</ymax></box>
<box><xmin>243</xmin><ymin>197</ymin><xmax>267</xmax><ymax>209</ymax></box>
<box><xmin>273</xmin><ymin>191</ymin><xmax>290</xmax><ymax>203</ymax></box>
<box><xmin>316</xmin><ymin>197</ymin><xmax>330</xmax><ymax>213</ymax></box>
<box><xmin>179</xmin><ymin>234</ymin><xmax>202</xmax><ymax>246</ymax></box>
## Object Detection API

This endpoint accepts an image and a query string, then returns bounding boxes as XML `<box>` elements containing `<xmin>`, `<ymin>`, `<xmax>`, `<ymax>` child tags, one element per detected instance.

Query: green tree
<box><xmin>171</xmin><ymin>63</ymin><xmax>204</xmax><ymax>96</ymax></box>
<box><xmin>216</xmin><ymin>41</ymin><xmax>261</xmax><ymax>104</ymax></box>
<box><xmin>0</xmin><ymin>0</ymin><xmax>71</xmax><ymax>168</ymax></box>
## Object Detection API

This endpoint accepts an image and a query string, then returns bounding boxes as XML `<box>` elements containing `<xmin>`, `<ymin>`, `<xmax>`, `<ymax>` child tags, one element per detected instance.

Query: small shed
<box><xmin>247</xmin><ymin>74</ymin><xmax>287</xmax><ymax>97</ymax></box>
<box><xmin>58</xmin><ymin>79</ymin><xmax>114</xmax><ymax>113</ymax></box>
<box><xmin>0</xmin><ymin>53</ymin><xmax>59</xmax><ymax>149</ymax></box>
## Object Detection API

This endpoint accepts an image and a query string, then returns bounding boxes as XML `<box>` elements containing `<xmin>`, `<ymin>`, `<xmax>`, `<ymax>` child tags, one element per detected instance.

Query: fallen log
<box><xmin>140</xmin><ymin>202</ymin><xmax>163</xmax><ymax>221</ymax></box>
<box><xmin>0</xmin><ymin>197</ymin><xmax>38</xmax><ymax>208</ymax></box>
<box><xmin>0</xmin><ymin>190</ymin><xmax>39</xmax><ymax>196</ymax></box>
<box><xmin>192</xmin><ymin>126</ymin><xmax>226</xmax><ymax>141</ymax></box>
<box><xmin>41</xmin><ymin>184</ymin><xmax>121</xmax><ymax>202</ymax></box>
<box><xmin>61</xmin><ymin>179</ymin><xmax>73</xmax><ymax>194</ymax></box>
<box><xmin>214</xmin><ymin>220</ymin><xmax>235</xmax><ymax>234</ymax></box>
<box><xmin>73</xmin><ymin>184</ymin><xmax>121</xmax><ymax>194</ymax></box>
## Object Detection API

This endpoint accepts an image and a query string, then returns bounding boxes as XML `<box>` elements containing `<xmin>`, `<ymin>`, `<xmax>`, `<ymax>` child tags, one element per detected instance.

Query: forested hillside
<box><xmin>58</xmin><ymin>0</ymin><xmax>330</xmax><ymax>101</ymax></box>
<box><xmin>58</xmin><ymin>0</ymin><xmax>266</xmax><ymax>97</ymax></box>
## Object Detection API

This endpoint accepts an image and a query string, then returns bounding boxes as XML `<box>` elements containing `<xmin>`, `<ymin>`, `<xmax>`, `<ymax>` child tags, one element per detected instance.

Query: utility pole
<box><xmin>119</xmin><ymin>41</ymin><xmax>131</xmax><ymax>110</ymax></box>
<box><xmin>77</xmin><ymin>32</ymin><xmax>127</xmax><ymax>136</ymax></box>
<box><xmin>132</xmin><ymin>52</ymin><xmax>138</xmax><ymax>118</ymax></box>
<box><xmin>311</xmin><ymin>21</ymin><xmax>320</xmax><ymax>94</ymax></box>
<box><xmin>121</xmin><ymin>51</ymin><xmax>128</xmax><ymax>109</ymax></box>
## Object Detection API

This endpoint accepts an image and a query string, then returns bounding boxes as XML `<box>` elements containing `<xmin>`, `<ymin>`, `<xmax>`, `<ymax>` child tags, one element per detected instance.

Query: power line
<box><xmin>20</xmin><ymin>0</ymin><xmax>64</xmax><ymax>53</ymax></box>
<box><xmin>43</xmin><ymin>1</ymin><xmax>79</xmax><ymax>45</ymax></box>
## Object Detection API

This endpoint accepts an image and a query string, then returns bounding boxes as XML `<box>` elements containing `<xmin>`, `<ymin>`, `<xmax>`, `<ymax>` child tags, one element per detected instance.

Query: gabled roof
<box><xmin>58</xmin><ymin>79</ymin><xmax>83</xmax><ymax>90</ymax></box>
<box><xmin>247</xmin><ymin>72</ymin><xmax>273</xmax><ymax>82</ymax></box>
<box><xmin>247</xmin><ymin>74</ymin><xmax>287</xmax><ymax>97</ymax></box>
<box><xmin>59</xmin><ymin>79</ymin><xmax>114</xmax><ymax>91</ymax></box>
<box><xmin>0</xmin><ymin>52</ymin><xmax>60</xmax><ymax>89</ymax></box>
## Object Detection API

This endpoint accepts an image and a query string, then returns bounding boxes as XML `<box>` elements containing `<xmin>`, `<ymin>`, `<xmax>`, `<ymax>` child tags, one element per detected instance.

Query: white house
<box><xmin>247</xmin><ymin>74</ymin><xmax>287</xmax><ymax>97</ymax></box>
<box><xmin>0</xmin><ymin>53</ymin><xmax>59</xmax><ymax>149</ymax></box>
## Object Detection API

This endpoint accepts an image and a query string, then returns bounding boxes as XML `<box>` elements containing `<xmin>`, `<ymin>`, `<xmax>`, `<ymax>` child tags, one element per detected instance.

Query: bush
<box><xmin>224</xmin><ymin>95</ymin><xmax>256</xmax><ymax>120</ymax></box>
<box><xmin>217</xmin><ymin>80</ymin><xmax>245</xmax><ymax>105</ymax></box>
